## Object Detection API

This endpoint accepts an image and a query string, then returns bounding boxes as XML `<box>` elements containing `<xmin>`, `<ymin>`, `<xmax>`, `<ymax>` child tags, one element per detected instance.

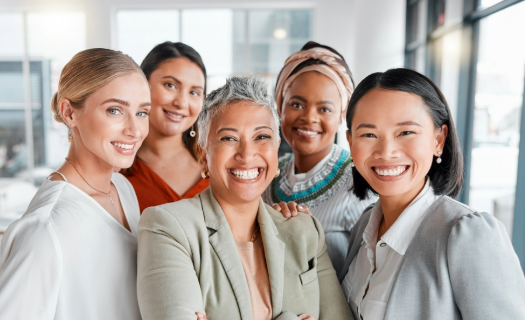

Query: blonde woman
<box><xmin>0</xmin><ymin>49</ymin><xmax>151</xmax><ymax>320</ymax></box>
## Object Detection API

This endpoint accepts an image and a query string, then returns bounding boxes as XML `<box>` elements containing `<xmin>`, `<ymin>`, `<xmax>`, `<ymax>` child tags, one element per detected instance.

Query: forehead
<box><xmin>153</xmin><ymin>57</ymin><xmax>204</xmax><ymax>81</ymax></box>
<box><xmin>211</xmin><ymin>102</ymin><xmax>276</xmax><ymax>130</ymax></box>
<box><xmin>88</xmin><ymin>72</ymin><xmax>150</xmax><ymax>103</ymax></box>
<box><xmin>353</xmin><ymin>88</ymin><xmax>432</xmax><ymax>127</ymax></box>
<box><xmin>287</xmin><ymin>71</ymin><xmax>340</xmax><ymax>98</ymax></box>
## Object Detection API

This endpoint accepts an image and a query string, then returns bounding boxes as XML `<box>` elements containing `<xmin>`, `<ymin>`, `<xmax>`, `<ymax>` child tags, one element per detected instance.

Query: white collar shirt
<box><xmin>342</xmin><ymin>179</ymin><xmax>439</xmax><ymax>320</ymax></box>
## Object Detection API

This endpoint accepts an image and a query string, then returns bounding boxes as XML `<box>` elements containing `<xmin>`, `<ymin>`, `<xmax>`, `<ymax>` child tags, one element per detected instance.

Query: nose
<box><xmin>173</xmin><ymin>91</ymin><xmax>189</xmax><ymax>109</ymax></box>
<box><xmin>123</xmin><ymin>114</ymin><xmax>143</xmax><ymax>139</ymax></box>
<box><xmin>299</xmin><ymin>105</ymin><xmax>319</xmax><ymax>124</ymax></box>
<box><xmin>235</xmin><ymin>138</ymin><xmax>258</xmax><ymax>163</ymax></box>
<box><xmin>373</xmin><ymin>136</ymin><xmax>399</xmax><ymax>160</ymax></box>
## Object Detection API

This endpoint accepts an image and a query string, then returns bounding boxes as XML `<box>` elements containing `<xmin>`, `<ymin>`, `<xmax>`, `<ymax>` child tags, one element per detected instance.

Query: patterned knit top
<box><xmin>262</xmin><ymin>145</ymin><xmax>377</xmax><ymax>275</ymax></box>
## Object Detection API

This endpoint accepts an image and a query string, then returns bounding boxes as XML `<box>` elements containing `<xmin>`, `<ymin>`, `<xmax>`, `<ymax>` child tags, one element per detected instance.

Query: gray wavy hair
<box><xmin>197</xmin><ymin>75</ymin><xmax>280</xmax><ymax>148</ymax></box>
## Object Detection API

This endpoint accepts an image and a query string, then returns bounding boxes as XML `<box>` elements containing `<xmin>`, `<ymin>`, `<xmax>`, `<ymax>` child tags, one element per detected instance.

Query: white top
<box><xmin>342</xmin><ymin>179</ymin><xmax>439</xmax><ymax>320</ymax></box>
<box><xmin>262</xmin><ymin>145</ymin><xmax>377</xmax><ymax>275</ymax></box>
<box><xmin>0</xmin><ymin>173</ymin><xmax>141</xmax><ymax>320</ymax></box>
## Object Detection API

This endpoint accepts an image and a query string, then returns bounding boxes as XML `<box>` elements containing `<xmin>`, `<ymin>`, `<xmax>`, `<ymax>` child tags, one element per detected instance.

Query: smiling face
<box><xmin>281</xmin><ymin>71</ymin><xmax>342</xmax><ymax>162</ymax></box>
<box><xmin>202</xmin><ymin>102</ymin><xmax>280</xmax><ymax>205</ymax></box>
<box><xmin>348</xmin><ymin>88</ymin><xmax>447</xmax><ymax>201</ymax></box>
<box><xmin>68</xmin><ymin>72</ymin><xmax>151</xmax><ymax>169</ymax></box>
<box><xmin>147</xmin><ymin>57</ymin><xmax>205</xmax><ymax>137</ymax></box>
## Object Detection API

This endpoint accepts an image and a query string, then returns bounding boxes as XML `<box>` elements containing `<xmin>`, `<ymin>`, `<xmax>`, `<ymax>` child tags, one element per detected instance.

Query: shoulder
<box><xmin>139</xmin><ymin>195</ymin><xmax>204</xmax><ymax>235</ymax></box>
<box><xmin>266</xmin><ymin>203</ymin><xmax>324</xmax><ymax>241</ymax></box>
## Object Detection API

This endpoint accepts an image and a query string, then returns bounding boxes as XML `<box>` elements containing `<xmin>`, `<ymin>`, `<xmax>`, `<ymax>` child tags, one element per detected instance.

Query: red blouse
<box><xmin>122</xmin><ymin>157</ymin><xmax>209</xmax><ymax>213</ymax></box>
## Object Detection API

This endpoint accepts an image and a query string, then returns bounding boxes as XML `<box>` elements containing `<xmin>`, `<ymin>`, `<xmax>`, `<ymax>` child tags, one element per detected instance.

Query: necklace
<box><xmin>65</xmin><ymin>158</ymin><xmax>114</xmax><ymax>204</ymax></box>
<box><xmin>250</xmin><ymin>224</ymin><xmax>260</xmax><ymax>242</ymax></box>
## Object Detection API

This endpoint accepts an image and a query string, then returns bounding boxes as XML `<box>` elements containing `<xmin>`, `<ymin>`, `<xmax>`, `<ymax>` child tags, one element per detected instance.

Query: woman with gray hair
<box><xmin>136</xmin><ymin>75</ymin><xmax>353</xmax><ymax>320</ymax></box>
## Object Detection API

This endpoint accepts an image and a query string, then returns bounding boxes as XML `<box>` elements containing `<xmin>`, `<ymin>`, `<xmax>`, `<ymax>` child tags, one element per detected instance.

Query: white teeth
<box><xmin>231</xmin><ymin>169</ymin><xmax>260</xmax><ymax>180</ymax></box>
<box><xmin>165</xmin><ymin>111</ymin><xmax>183</xmax><ymax>118</ymax></box>
<box><xmin>112</xmin><ymin>142</ymin><xmax>134</xmax><ymax>150</ymax></box>
<box><xmin>374</xmin><ymin>166</ymin><xmax>407</xmax><ymax>176</ymax></box>
<box><xmin>296</xmin><ymin>128</ymin><xmax>319</xmax><ymax>136</ymax></box>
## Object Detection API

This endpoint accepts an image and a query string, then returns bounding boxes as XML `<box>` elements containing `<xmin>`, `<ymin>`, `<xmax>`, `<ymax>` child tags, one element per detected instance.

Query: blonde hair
<box><xmin>51</xmin><ymin>48</ymin><xmax>143</xmax><ymax>124</ymax></box>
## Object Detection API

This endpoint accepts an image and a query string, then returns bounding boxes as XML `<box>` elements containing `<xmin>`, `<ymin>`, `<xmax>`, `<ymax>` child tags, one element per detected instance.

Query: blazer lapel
<box><xmin>258</xmin><ymin>200</ymin><xmax>286</xmax><ymax>318</ymax></box>
<box><xmin>201</xmin><ymin>189</ymin><xmax>253</xmax><ymax>320</ymax></box>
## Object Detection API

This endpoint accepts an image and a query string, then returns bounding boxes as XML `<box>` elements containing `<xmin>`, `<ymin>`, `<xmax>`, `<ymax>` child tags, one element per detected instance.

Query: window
<box><xmin>405</xmin><ymin>0</ymin><xmax>525</xmax><ymax>269</ymax></box>
<box><xmin>115</xmin><ymin>8</ymin><xmax>313</xmax><ymax>93</ymax></box>
<box><xmin>0</xmin><ymin>11</ymin><xmax>86</xmax><ymax>227</ymax></box>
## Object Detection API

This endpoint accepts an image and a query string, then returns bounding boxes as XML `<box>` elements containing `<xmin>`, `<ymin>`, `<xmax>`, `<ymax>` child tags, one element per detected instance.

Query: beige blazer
<box><xmin>137</xmin><ymin>188</ymin><xmax>353</xmax><ymax>320</ymax></box>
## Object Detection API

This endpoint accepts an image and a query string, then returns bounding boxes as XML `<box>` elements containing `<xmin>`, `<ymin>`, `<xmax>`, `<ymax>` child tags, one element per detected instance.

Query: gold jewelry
<box><xmin>436</xmin><ymin>151</ymin><xmax>443</xmax><ymax>164</ymax></box>
<box><xmin>201</xmin><ymin>170</ymin><xmax>210</xmax><ymax>179</ymax></box>
<box><xmin>65</xmin><ymin>158</ymin><xmax>114</xmax><ymax>204</ymax></box>
<box><xmin>68</xmin><ymin>128</ymin><xmax>73</xmax><ymax>142</ymax></box>
<box><xmin>189</xmin><ymin>125</ymin><xmax>196</xmax><ymax>138</ymax></box>
<box><xmin>275</xmin><ymin>168</ymin><xmax>280</xmax><ymax>178</ymax></box>
<box><xmin>250</xmin><ymin>224</ymin><xmax>260</xmax><ymax>242</ymax></box>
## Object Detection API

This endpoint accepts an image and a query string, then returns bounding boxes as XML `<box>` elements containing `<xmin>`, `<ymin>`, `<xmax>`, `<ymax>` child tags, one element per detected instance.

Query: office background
<box><xmin>0</xmin><ymin>0</ymin><xmax>524</xmax><ymax>269</ymax></box>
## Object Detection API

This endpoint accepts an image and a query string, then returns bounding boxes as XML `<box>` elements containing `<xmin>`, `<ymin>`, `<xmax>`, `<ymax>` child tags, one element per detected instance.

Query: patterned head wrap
<box><xmin>274</xmin><ymin>43</ymin><xmax>354</xmax><ymax>117</ymax></box>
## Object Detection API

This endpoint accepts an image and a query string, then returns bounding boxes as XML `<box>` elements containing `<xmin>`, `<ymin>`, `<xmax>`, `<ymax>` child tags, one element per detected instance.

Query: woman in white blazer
<box><xmin>340</xmin><ymin>68</ymin><xmax>525</xmax><ymax>320</ymax></box>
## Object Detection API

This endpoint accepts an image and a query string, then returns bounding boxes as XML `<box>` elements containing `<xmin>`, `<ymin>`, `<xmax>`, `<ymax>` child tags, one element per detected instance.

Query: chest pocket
<box><xmin>299</xmin><ymin>257</ymin><xmax>318</xmax><ymax>285</ymax></box>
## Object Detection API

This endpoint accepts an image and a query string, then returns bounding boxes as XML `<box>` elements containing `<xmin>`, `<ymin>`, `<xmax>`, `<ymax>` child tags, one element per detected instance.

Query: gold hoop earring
<box><xmin>201</xmin><ymin>170</ymin><xmax>210</xmax><ymax>179</ymax></box>
<box><xmin>68</xmin><ymin>127</ymin><xmax>73</xmax><ymax>142</ymax></box>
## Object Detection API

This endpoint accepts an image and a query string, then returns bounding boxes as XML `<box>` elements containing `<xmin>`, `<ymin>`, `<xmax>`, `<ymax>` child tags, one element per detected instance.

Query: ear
<box><xmin>199</xmin><ymin>145</ymin><xmax>208</xmax><ymax>170</ymax></box>
<box><xmin>346</xmin><ymin>130</ymin><xmax>352</xmax><ymax>149</ymax></box>
<box><xmin>59</xmin><ymin>99</ymin><xmax>76</xmax><ymax>127</ymax></box>
<box><xmin>435</xmin><ymin>124</ymin><xmax>448</xmax><ymax>155</ymax></box>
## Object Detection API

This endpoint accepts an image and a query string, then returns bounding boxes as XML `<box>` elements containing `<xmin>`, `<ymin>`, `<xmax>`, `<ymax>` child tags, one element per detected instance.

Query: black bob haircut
<box><xmin>140</xmin><ymin>42</ymin><xmax>206</xmax><ymax>161</ymax></box>
<box><xmin>346</xmin><ymin>68</ymin><xmax>463</xmax><ymax>200</ymax></box>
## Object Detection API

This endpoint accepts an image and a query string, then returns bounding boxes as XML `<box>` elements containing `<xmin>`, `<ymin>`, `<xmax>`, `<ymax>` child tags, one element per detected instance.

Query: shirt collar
<box><xmin>361</xmin><ymin>178</ymin><xmax>439</xmax><ymax>255</ymax></box>
<box><xmin>381</xmin><ymin>178</ymin><xmax>438</xmax><ymax>255</ymax></box>
<box><xmin>288</xmin><ymin>146</ymin><xmax>335</xmax><ymax>184</ymax></box>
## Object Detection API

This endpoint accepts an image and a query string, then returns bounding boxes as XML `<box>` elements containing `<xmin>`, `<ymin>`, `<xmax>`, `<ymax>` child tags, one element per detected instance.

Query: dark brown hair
<box><xmin>346</xmin><ymin>68</ymin><xmax>463</xmax><ymax>199</ymax></box>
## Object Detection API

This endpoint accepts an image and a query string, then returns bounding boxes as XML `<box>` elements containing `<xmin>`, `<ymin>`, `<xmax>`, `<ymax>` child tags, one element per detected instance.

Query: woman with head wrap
<box><xmin>263</xmin><ymin>42</ymin><xmax>377</xmax><ymax>275</ymax></box>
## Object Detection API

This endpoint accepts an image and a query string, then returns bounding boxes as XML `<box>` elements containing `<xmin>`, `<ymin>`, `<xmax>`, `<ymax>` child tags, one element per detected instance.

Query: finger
<box><xmin>272</xmin><ymin>203</ymin><xmax>282</xmax><ymax>211</ymax></box>
<box><xmin>287</xmin><ymin>201</ymin><xmax>298</xmax><ymax>216</ymax></box>
<box><xmin>297</xmin><ymin>205</ymin><xmax>311</xmax><ymax>215</ymax></box>
<box><xmin>279</xmin><ymin>201</ymin><xmax>292</xmax><ymax>218</ymax></box>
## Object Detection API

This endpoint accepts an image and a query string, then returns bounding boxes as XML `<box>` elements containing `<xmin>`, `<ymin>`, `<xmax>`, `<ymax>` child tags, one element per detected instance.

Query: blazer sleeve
<box><xmin>311</xmin><ymin>216</ymin><xmax>354</xmax><ymax>320</ymax></box>
<box><xmin>448</xmin><ymin>211</ymin><xmax>525</xmax><ymax>319</ymax></box>
<box><xmin>137</xmin><ymin>206</ymin><xmax>205</xmax><ymax>320</ymax></box>
<box><xmin>0</xmin><ymin>218</ymin><xmax>62</xmax><ymax>320</ymax></box>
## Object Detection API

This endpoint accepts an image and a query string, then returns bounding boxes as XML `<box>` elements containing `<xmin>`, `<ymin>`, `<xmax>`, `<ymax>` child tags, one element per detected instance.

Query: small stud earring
<box><xmin>436</xmin><ymin>151</ymin><xmax>442</xmax><ymax>164</ymax></box>
<box><xmin>350</xmin><ymin>160</ymin><xmax>355</xmax><ymax>168</ymax></box>
<box><xmin>189</xmin><ymin>125</ymin><xmax>196</xmax><ymax>138</ymax></box>
<box><xmin>275</xmin><ymin>168</ymin><xmax>280</xmax><ymax>178</ymax></box>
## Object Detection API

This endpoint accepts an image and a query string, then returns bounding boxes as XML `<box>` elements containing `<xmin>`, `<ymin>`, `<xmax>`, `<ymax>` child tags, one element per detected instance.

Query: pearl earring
<box><xmin>436</xmin><ymin>151</ymin><xmax>442</xmax><ymax>164</ymax></box>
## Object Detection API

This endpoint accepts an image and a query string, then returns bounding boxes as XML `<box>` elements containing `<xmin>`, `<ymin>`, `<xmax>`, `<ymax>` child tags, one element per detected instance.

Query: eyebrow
<box><xmin>255</xmin><ymin>126</ymin><xmax>273</xmax><ymax>131</ymax></box>
<box><xmin>396</xmin><ymin>121</ymin><xmax>421</xmax><ymax>127</ymax></box>
<box><xmin>289</xmin><ymin>95</ymin><xmax>307</xmax><ymax>103</ymax></box>
<box><xmin>162</xmin><ymin>76</ymin><xmax>204</xmax><ymax>90</ymax></box>
<box><xmin>102</xmin><ymin>98</ymin><xmax>129</xmax><ymax>107</ymax></box>
<box><xmin>355</xmin><ymin>123</ymin><xmax>376</xmax><ymax>130</ymax></box>
<box><xmin>217</xmin><ymin>126</ymin><xmax>274</xmax><ymax>134</ymax></box>
<box><xmin>140</xmin><ymin>102</ymin><xmax>152</xmax><ymax>108</ymax></box>
<box><xmin>316</xmin><ymin>100</ymin><xmax>335</xmax><ymax>106</ymax></box>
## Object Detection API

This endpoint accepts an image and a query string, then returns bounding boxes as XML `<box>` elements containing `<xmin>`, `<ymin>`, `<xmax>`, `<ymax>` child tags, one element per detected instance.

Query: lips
<box><xmin>229</xmin><ymin>168</ymin><xmax>262</xmax><ymax>180</ymax></box>
<box><xmin>373</xmin><ymin>166</ymin><xmax>408</xmax><ymax>176</ymax></box>
<box><xmin>111</xmin><ymin>141</ymin><xmax>136</xmax><ymax>155</ymax></box>
<box><xmin>163</xmin><ymin>109</ymin><xmax>186</xmax><ymax>122</ymax></box>
<box><xmin>294</xmin><ymin>127</ymin><xmax>322</xmax><ymax>138</ymax></box>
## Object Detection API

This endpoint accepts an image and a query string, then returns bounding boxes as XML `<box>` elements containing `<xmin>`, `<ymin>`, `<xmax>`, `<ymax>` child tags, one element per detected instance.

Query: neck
<box><xmin>377</xmin><ymin>178</ymin><xmax>427</xmax><ymax>236</ymax></box>
<box><xmin>62</xmin><ymin>142</ymin><xmax>114</xmax><ymax>192</ymax></box>
<box><xmin>211</xmin><ymin>187</ymin><xmax>260</xmax><ymax>243</ymax></box>
<box><xmin>138</xmin><ymin>125</ymin><xmax>186</xmax><ymax>161</ymax></box>
<box><xmin>293</xmin><ymin>143</ymin><xmax>333</xmax><ymax>174</ymax></box>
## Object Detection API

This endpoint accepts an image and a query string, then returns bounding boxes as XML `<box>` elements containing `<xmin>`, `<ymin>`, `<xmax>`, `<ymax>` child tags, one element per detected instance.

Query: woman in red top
<box><xmin>123</xmin><ymin>42</ymin><xmax>208</xmax><ymax>212</ymax></box>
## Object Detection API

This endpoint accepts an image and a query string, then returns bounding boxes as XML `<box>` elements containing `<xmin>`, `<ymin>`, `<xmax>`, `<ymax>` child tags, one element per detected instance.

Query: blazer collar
<box><xmin>201</xmin><ymin>188</ymin><xmax>286</xmax><ymax>319</ymax></box>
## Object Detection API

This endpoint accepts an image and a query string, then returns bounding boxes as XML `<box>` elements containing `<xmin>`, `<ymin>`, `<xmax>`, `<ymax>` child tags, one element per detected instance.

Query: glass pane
<box><xmin>438</xmin><ymin>29</ymin><xmax>462</xmax><ymax>120</ymax></box>
<box><xmin>430</xmin><ymin>0</ymin><xmax>463</xmax><ymax>31</ymax></box>
<box><xmin>469</xmin><ymin>1</ymin><xmax>525</xmax><ymax>237</ymax></box>
<box><xmin>182</xmin><ymin>9</ymin><xmax>233</xmax><ymax>93</ymax></box>
<box><xmin>0</xmin><ymin>11</ymin><xmax>86</xmax><ymax>230</ymax></box>
<box><xmin>479</xmin><ymin>0</ymin><xmax>504</xmax><ymax>10</ymax></box>
<box><xmin>116</xmin><ymin>10</ymin><xmax>180</xmax><ymax>66</ymax></box>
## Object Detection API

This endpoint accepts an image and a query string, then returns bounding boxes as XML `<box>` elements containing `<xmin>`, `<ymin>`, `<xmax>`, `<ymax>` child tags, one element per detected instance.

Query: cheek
<box><xmin>321</xmin><ymin>115</ymin><xmax>340</xmax><ymax>135</ymax></box>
